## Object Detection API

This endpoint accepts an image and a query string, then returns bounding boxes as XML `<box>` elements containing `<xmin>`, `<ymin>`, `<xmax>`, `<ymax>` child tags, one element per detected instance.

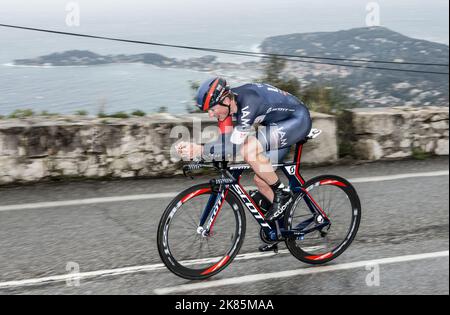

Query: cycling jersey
<box><xmin>204</xmin><ymin>83</ymin><xmax>312</xmax><ymax>162</ymax></box>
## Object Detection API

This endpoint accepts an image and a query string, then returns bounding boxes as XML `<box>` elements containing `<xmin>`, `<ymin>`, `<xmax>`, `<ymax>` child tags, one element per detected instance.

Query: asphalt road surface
<box><xmin>0</xmin><ymin>157</ymin><xmax>448</xmax><ymax>295</ymax></box>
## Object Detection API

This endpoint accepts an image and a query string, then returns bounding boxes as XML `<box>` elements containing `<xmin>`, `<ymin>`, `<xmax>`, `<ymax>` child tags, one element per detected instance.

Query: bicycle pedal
<box><xmin>259</xmin><ymin>243</ymin><xmax>279</xmax><ymax>253</ymax></box>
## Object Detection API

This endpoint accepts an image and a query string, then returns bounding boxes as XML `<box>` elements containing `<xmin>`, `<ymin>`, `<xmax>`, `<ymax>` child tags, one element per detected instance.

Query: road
<box><xmin>0</xmin><ymin>157</ymin><xmax>448</xmax><ymax>295</ymax></box>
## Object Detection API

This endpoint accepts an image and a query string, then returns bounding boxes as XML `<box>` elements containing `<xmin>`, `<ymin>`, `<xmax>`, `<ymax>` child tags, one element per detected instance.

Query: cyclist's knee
<box><xmin>241</xmin><ymin>137</ymin><xmax>263</xmax><ymax>163</ymax></box>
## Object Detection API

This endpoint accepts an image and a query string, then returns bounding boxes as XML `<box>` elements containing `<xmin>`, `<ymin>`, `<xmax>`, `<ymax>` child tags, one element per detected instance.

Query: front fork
<box><xmin>197</xmin><ymin>185</ymin><xmax>229</xmax><ymax>237</ymax></box>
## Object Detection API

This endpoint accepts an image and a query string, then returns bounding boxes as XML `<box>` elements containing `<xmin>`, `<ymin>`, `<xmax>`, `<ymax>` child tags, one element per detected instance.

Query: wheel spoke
<box><xmin>158</xmin><ymin>189</ymin><xmax>244</xmax><ymax>278</ymax></box>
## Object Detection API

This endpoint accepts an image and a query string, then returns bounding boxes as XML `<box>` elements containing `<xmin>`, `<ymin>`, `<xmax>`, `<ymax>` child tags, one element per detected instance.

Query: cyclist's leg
<box><xmin>256</xmin><ymin>108</ymin><xmax>312</xmax><ymax>221</ymax></box>
<box><xmin>252</xmin><ymin>106</ymin><xmax>312</xmax><ymax>185</ymax></box>
<box><xmin>240</xmin><ymin>136</ymin><xmax>278</xmax><ymax>186</ymax></box>
<box><xmin>240</xmin><ymin>127</ymin><xmax>293</xmax><ymax>191</ymax></box>
<box><xmin>254</xmin><ymin>147</ymin><xmax>291</xmax><ymax>202</ymax></box>
<box><xmin>262</xmin><ymin>109</ymin><xmax>312</xmax><ymax>153</ymax></box>
<box><xmin>256</xmin><ymin>148</ymin><xmax>291</xmax><ymax>252</ymax></box>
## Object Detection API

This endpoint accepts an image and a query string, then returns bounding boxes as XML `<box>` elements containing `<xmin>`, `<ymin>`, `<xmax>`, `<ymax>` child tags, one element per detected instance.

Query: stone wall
<box><xmin>0</xmin><ymin>112</ymin><xmax>337</xmax><ymax>185</ymax></box>
<box><xmin>1</xmin><ymin>106</ymin><xmax>447</xmax><ymax>185</ymax></box>
<box><xmin>344</xmin><ymin>106</ymin><xmax>449</xmax><ymax>160</ymax></box>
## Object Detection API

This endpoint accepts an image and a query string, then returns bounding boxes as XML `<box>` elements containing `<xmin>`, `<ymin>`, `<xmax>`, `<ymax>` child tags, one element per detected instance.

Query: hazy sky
<box><xmin>1</xmin><ymin>0</ymin><xmax>448</xmax><ymax>29</ymax></box>
<box><xmin>1</xmin><ymin>0</ymin><xmax>449</xmax><ymax>13</ymax></box>
<box><xmin>0</xmin><ymin>0</ymin><xmax>448</xmax><ymax>114</ymax></box>
<box><xmin>0</xmin><ymin>0</ymin><xmax>448</xmax><ymax>60</ymax></box>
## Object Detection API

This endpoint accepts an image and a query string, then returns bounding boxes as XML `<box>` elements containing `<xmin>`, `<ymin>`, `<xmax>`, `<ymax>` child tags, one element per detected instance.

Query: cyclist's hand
<box><xmin>176</xmin><ymin>142</ymin><xmax>203</xmax><ymax>160</ymax></box>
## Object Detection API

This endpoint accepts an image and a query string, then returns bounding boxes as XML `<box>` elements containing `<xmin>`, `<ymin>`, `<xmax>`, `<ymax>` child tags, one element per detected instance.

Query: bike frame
<box><xmin>194</xmin><ymin>141</ymin><xmax>331</xmax><ymax>241</ymax></box>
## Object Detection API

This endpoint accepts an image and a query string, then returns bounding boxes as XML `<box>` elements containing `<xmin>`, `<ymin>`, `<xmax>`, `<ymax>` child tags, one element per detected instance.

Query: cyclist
<box><xmin>176</xmin><ymin>77</ymin><xmax>312</xmax><ymax>230</ymax></box>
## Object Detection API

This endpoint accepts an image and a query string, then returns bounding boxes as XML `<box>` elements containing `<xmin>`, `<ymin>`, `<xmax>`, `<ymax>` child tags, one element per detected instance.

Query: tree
<box><xmin>260</xmin><ymin>57</ymin><xmax>301</xmax><ymax>97</ymax></box>
<box><xmin>261</xmin><ymin>56</ymin><xmax>358</xmax><ymax>113</ymax></box>
<box><xmin>186</xmin><ymin>80</ymin><xmax>203</xmax><ymax>113</ymax></box>
<box><xmin>260</xmin><ymin>56</ymin><xmax>360</xmax><ymax>158</ymax></box>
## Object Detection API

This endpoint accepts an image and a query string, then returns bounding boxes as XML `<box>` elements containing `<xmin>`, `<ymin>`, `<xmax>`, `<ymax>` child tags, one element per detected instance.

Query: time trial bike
<box><xmin>157</xmin><ymin>129</ymin><xmax>361</xmax><ymax>280</ymax></box>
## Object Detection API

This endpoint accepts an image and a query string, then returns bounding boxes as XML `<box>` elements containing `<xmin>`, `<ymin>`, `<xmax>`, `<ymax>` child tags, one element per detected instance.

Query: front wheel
<box><xmin>285</xmin><ymin>175</ymin><xmax>361</xmax><ymax>265</ymax></box>
<box><xmin>157</xmin><ymin>183</ymin><xmax>246</xmax><ymax>280</ymax></box>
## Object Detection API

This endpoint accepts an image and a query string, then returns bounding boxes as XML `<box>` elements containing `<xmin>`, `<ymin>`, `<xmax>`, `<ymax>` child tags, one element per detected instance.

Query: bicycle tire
<box><xmin>157</xmin><ymin>183</ymin><xmax>246</xmax><ymax>280</ymax></box>
<box><xmin>285</xmin><ymin>175</ymin><xmax>361</xmax><ymax>265</ymax></box>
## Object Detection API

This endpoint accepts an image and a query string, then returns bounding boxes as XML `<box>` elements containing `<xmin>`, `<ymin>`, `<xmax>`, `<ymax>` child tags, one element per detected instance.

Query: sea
<box><xmin>0</xmin><ymin>0</ymin><xmax>448</xmax><ymax>116</ymax></box>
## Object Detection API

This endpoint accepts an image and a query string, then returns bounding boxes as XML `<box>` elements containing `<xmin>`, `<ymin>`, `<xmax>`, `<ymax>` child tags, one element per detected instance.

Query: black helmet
<box><xmin>196</xmin><ymin>77</ymin><xmax>230</xmax><ymax>111</ymax></box>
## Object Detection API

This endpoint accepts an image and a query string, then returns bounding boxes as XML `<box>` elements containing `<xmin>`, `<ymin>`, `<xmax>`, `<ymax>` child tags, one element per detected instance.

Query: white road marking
<box><xmin>0</xmin><ymin>170</ymin><xmax>448</xmax><ymax>212</ymax></box>
<box><xmin>0</xmin><ymin>193</ymin><xmax>178</xmax><ymax>212</ymax></box>
<box><xmin>154</xmin><ymin>250</ymin><xmax>450</xmax><ymax>295</ymax></box>
<box><xmin>1</xmin><ymin>249</ymin><xmax>448</xmax><ymax>291</ymax></box>
<box><xmin>349</xmin><ymin>170</ymin><xmax>449</xmax><ymax>183</ymax></box>
<box><xmin>0</xmin><ymin>250</ymin><xmax>289</xmax><ymax>290</ymax></box>
<box><xmin>0</xmin><ymin>264</ymin><xmax>166</xmax><ymax>290</ymax></box>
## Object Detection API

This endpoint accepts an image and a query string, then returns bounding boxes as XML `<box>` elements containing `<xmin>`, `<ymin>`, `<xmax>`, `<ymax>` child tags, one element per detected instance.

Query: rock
<box><xmin>120</xmin><ymin>135</ymin><xmax>141</xmax><ymax>155</ymax></box>
<box><xmin>151</xmin><ymin>145</ymin><xmax>162</xmax><ymax>155</ymax></box>
<box><xmin>431</xmin><ymin>114</ymin><xmax>448</xmax><ymax>122</ymax></box>
<box><xmin>355</xmin><ymin>139</ymin><xmax>384</xmax><ymax>160</ymax></box>
<box><xmin>435</xmin><ymin>139</ymin><xmax>449</xmax><ymax>155</ymax></box>
<box><xmin>97</xmin><ymin>167</ymin><xmax>108</xmax><ymax>177</ymax></box>
<box><xmin>0</xmin><ymin>134</ymin><xmax>20</xmax><ymax>156</ymax></box>
<box><xmin>400</xmin><ymin>139</ymin><xmax>411</xmax><ymax>148</ymax></box>
<box><xmin>127</xmin><ymin>153</ymin><xmax>146</xmax><ymax>170</ymax></box>
<box><xmin>382</xmin><ymin>140</ymin><xmax>395</xmax><ymax>149</ymax></box>
<box><xmin>120</xmin><ymin>171</ymin><xmax>136</xmax><ymax>178</ymax></box>
<box><xmin>155</xmin><ymin>154</ymin><xmax>165</xmax><ymax>163</ymax></box>
<box><xmin>109</xmin><ymin>158</ymin><xmax>128</xmax><ymax>171</ymax></box>
<box><xmin>352</xmin><ymin>111</ymin><xmax>396</xmax><ymax>136</ymax></box>
<box><xmin>424</xmin><ymin>141</ymin><xmax>436</xmax><ymax>153</ymax></box>
<box><xmin>56</xmin><ymin>160</ymin><xmax>79</xmax><ymax>176</ymax></box>
<box><xmin>0</xmin><ymin>175</ymin><xmax>14</xmax><ymax>184</ymax></box>
<box><xmin>106</xmin><ymin>146</ymin><xmax>122</xmax><ymax>157</ymax></box>
<box><xmin>413</xmin><ymin>109</ymin><xmax>435</xmax><ymax>122</ymax></box>
<box><xmin>385</xmin><ymin>151</ymin><xmax>410</xmax><ymax>159</ymax></box>
<box><xmin>18</xmin><ymin>147</ymin><xmax>26</xmax><ymax>156</ymax></box>
<box><xmin>0</xmin><ymin>157</ymin><xmax>16</xmax><ymax>177</ymax></box>
<box><xmin>138</xmin><ymin>168</ymin><xmax>150</xmax><ymax>176</ymax></box>
<box><xmin>84</xmin><ymin>166</ymin><xmax>100</xmax><ymax>177</ymax></box>
<box><xmin>431</xmin><ymin>120</ymin><xmax>449</xmax><ymax>131</ymax></box>
<box><xmin>21</xmin><ymin>159</ymin><xmax>48</xmax><ymax>181</ymax></box>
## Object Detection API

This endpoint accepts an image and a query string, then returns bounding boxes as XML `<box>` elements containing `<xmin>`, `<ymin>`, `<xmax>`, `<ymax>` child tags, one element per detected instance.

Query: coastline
<box><xmin>3</xmin><ymin>63</ymin><xmax>89</xmax><ymax>69</ymax></box>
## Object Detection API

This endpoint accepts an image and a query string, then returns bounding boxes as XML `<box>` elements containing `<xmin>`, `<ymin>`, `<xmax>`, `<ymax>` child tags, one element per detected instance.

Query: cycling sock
<box><xmin>270</xmin><ymin>180</ymin><xmax>285</xmax><ymax>192</ymax></box>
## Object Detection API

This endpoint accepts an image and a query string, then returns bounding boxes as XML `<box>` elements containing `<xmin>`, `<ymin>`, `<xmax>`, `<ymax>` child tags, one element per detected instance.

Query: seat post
<box><xmin>293</xmin><ymin>141</ymin><xmax>306</xmax><ymax>186</ymax></box>
<box><xmin>294</xmin><ymin>143</ymin><xmax>303</xmax><ymax>165</ymax></box>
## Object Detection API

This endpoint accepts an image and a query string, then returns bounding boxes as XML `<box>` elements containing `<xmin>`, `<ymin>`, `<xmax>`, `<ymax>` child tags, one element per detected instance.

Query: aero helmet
<box><xmin>196</xmin><ymin>77</ymin><xmax>230</xmax><ymax>111</ymax></box>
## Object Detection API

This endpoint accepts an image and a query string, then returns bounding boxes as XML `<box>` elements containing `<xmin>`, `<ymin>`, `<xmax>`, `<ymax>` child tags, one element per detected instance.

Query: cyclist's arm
<box><xmin>203</xmin><ymin>91</ymin><xmax>262</xmax><ymax>160</ymax></box>
<box><xmin>202</xmin><ymin>132</ymin><xmax>239</xmax><ymax>161</ymax></box>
